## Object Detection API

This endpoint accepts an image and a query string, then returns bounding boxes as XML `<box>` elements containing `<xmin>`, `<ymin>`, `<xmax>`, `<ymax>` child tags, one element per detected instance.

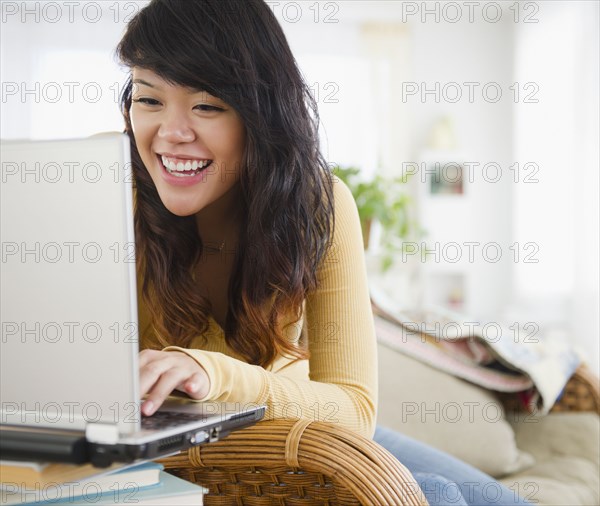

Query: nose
<box><xmin>157</xmin><ymin>108</ymin><xmax>196</xmax><ymax>144</ymax></box>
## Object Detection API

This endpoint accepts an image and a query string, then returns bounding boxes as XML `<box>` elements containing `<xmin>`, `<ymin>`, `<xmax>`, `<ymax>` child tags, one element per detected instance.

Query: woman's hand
<box><xmin>138</xmin><ymin>349</ymin><xmax>210</xmax><ymax>416</ymax></box>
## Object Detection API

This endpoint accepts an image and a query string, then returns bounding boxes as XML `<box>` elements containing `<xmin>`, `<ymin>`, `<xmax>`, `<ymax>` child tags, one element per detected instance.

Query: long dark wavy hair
<box><xmin>116</xmin><ymin>0</ymin><xmax>335</xmax><ymax>367</ymax></box>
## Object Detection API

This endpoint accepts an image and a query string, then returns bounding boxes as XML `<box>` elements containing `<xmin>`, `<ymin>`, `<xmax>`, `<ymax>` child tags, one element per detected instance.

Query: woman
<box><xmin>116</xmin><ymin>1</ymin><xmax>530</xmax><ymax>504</ymax></box>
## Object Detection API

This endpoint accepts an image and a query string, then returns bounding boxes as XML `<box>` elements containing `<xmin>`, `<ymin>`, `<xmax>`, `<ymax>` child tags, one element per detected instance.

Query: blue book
<box><xmin>65</xmin><ymin>471</ymin><xmax>207</xmax><ymax>505</ymax></box>
<box><xmin>1</xmin><ymin>461</ymin><xmax>176</xmax><ymax>505</ymax></box>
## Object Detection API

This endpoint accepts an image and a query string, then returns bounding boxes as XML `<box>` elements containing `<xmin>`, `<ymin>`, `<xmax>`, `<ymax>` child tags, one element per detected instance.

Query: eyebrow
<box><xmin>132</xmin><ymin>78</ymin><xmax>162</xmax><ymax>90</ymax></box>
<box><xmin>132</xmin><ymin>78</ymin><xmax>210</xmax><ymax>97</ymax></box>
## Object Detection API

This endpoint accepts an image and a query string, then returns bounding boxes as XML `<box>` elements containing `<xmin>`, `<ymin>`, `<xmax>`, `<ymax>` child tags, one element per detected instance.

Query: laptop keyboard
<box><xmin>141</xmin><ymin>411</ymin><xmax>205</xmax><ymax>430</ymax></box>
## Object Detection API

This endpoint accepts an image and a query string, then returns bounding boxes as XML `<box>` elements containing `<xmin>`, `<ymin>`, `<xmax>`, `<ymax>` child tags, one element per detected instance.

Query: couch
<box><xmin>377</xmin><ymin>341</ymin><xmax>600</xmax><ymax>505</ymax></box>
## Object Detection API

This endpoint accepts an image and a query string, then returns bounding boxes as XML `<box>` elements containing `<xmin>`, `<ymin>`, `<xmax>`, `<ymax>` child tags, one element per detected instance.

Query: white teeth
<box><xmin>170</xmin><ymin>171</ymin><xmax>195</xmax><ymax>178</ymax></box>
<box><xmin>160</xmin><ymin>155</ymin><xmax>212</xmax><ymax>175</ymax></box>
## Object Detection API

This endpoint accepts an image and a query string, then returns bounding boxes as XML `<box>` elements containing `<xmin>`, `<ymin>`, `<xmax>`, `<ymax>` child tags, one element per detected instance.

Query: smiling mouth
<box><xmin>159</xmin><ymin>155</ymin><xmax>214</xmax><ymax>178</ymax></box>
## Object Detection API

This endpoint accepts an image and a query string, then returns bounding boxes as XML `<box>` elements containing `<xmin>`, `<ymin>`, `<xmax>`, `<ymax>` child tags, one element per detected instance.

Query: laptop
<box><xmin>0</xmin><ymin>134</ymin><xmax>265</xmax><ymax>467</ymax></box>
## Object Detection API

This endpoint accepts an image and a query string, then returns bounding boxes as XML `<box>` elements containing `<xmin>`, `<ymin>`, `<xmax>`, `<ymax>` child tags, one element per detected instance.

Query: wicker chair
<box><xmin>158</xmin><ymin>418</ymin><xmax>429</xmax><ymax>505</ymax></box>
<box><xmin>158</xmin><ymin>366</ymin><xmax>599</xmax><ymax>505</ymax></box>
<box><xmin>496</xmin><ymin>364</ymin><xmax>600</xmax><ymax>416</ymax></box>
<box><xmin>549</xmin><ymin>364</ymin><xmax>600</xmax><ymax>415</ymax></box>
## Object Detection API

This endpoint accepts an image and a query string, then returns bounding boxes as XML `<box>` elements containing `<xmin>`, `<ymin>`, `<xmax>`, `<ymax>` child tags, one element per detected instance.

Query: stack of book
<box><xmin>0</xmin><ymin>459</ymin><xmax>206</xmax><ymax>505</ymax></box>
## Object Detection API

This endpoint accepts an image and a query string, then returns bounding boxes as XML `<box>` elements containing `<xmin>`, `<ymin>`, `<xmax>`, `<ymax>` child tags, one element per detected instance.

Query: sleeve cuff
<box><xmin>162</xmin><ymin>346</ymin><xmax>217</xmax><ymax>401</ymax></box>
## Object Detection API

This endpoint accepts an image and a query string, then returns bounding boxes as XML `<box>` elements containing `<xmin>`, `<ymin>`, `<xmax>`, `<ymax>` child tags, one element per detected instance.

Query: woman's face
<box><xmin>129</xmin><ymin>68</ymin><xmax>246</xmax><ymax>217</ymax></box>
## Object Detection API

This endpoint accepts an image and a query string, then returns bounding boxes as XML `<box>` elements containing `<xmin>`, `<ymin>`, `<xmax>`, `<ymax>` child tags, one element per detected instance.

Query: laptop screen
<box><xmin>1</xmin><ymin>134</ymin><xmax>142</xmax><ymax>435</ymax></box>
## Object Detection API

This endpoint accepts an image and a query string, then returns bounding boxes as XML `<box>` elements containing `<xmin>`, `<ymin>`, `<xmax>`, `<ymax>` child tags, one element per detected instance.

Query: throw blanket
<box><xmin>370</xmin><ymin>284</ymin><xmax>581</xmax><ymax>414</ymax></box>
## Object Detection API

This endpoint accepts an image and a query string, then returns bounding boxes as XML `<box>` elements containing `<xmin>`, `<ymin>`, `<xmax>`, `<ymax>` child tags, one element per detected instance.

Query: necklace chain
<box><xmin>201</xmin><ymin>207</ymin><xmax>241</xmax><ymax>254</ymax></box>
<box><xmin>203</xmin><ymin>240</ymin><xmax>226</xmax><ymax>254</ymax></box>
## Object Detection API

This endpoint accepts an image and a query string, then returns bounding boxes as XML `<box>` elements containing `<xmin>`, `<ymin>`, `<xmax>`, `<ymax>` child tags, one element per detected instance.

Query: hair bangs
<box><xmin>116</xmin><ymin>0</ymin><xmax>248</xmax><ymax>102</ymax></box>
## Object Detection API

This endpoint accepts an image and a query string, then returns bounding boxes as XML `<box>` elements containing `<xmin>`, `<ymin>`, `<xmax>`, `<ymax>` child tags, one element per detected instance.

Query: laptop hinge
<box><xmin>85</xmin><ymin>423</ymin><xmax>120</xmax><ymax>444</ymax></box>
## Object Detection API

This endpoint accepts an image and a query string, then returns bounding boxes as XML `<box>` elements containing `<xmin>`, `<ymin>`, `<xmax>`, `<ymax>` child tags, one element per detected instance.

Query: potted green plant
<box><xmin>333</xmin><ymin>165</ymin><xmax>423</xmax><ymax>272</ymax></box>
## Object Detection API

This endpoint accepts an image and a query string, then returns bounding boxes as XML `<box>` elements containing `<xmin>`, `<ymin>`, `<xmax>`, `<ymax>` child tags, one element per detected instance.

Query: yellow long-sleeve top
<box><xmin>138</xmin><ymin>177</ymin><xmax>378</xmax><ymax>438</ymax></box>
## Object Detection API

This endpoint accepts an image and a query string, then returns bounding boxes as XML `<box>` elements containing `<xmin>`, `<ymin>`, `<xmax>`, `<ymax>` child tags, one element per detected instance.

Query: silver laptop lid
<box><xmin>1</xmin><ymin>134</ymin><xmax>141</xmax><ymax>435</ymax></box>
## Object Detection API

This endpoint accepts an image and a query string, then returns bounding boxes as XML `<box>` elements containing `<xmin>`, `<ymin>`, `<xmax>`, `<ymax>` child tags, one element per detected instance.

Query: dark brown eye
<box><xmin>133</xmin><ymin>98</ymin><xmax>161</xmax><ymax>106</ymax></box>
<box><xmin>194</xmin><ymin>104</ymin><xmax>224</xmax><ymax>112</ymax></box>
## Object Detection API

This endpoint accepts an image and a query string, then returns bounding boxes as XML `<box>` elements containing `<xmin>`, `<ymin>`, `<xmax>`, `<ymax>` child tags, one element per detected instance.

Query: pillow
<box><xmin>376</xmin><ymin>342</ymin><xmax>535</xmax><ymax>478</ymax></box>
<box><xmin>499</xmin><ymin>412</ymin><xmax>600</xmax><ymax>505</ymax></box>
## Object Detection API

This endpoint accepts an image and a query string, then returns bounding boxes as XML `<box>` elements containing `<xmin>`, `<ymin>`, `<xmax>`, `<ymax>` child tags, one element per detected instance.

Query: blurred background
<box><xmin>1</xmin><ymin>0</ymin><xmax>598</xmax><ymax>373</ymax></box>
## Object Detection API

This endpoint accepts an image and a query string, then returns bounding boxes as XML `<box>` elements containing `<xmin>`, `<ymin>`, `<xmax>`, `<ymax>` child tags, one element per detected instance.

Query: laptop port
<box><xmin>209</xmin><ymin>427</ymin><xmax>220</xmax><ymax>442</ymax></box>
<box><xmin>158</xmin><ymin>434</ymin><xmax>185</xmax><ymax>453</ymax></box>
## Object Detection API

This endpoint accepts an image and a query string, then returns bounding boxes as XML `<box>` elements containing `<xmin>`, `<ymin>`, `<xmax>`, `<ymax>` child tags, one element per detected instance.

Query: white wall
<box><xmin>1</xmin><ymin>1</ymin><xmax>135</xmax><ymax>139</ymax></box>
<box><xmin>409</xmin><ymin>10</ymin><xmax>515</xmax><ymax>322</ymax></box>
<box><xmin>510</xmin><ymin>0</ymin><xmax>600</xmax><ymax>372</ymax></box>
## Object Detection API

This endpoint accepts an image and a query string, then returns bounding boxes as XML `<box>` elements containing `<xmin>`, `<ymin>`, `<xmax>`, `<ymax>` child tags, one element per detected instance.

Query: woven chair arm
<box><xmin>551</xmin><ymin>364</ymin><xmax>600</xmax><ymax>415</ymax></box>
<box><xmin>498</xmin><ymin>364</ymin><xmax>600</xmax><ymax>415</ymax></box>
<box><xmin>158</xmin><ymin>418</ymin><xmax>429</xmax><ymax>506</ymax></box>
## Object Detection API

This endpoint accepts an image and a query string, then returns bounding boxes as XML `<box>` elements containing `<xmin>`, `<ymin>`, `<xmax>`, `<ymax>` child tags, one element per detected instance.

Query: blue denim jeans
<box><xmin>374</xmin><ymin>426</ymin><xmax>532</xmax><ymax>506</ymax></box>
